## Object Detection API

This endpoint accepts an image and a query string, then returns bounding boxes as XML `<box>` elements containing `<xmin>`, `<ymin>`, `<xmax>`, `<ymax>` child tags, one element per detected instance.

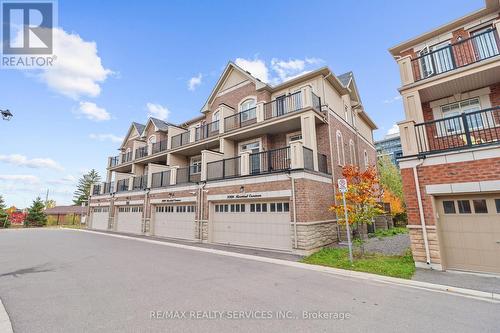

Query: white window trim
<box><xmin>238</xmin><ymin>96</ymin><xmax>257</xmax><ymax>111</ymax></box>
<box><xmin>364</xmin><ymin>150</ymin><xmax>369</xmax><ymax>168</ymax></box>
<box><xmin>148</xmin><ymin>135</ymin><xmax>156</xmax><ymax>144</ymax></box>
<box><xmin>336</xmin><ymin>131</ymin><xmax>345</xmax><ymax>166</ymax></box>
<box><xmin>238</xmin><ymin>138</ymin><xmax>262</xmax><ymax>154</ymax></box>
<box><xmin>286</xmin><ymin>131</ymin><xmax>303</xmax><ymax>145</ymax></box>
<box><xmin>349</xmin><ymin>140</ymin><xmax>356</xmax><ymax>165</ymax></box>
<box><xmin>190</xmin><ymin>155</ymin><xmax>202</xmax><ymax>174</ymax></box>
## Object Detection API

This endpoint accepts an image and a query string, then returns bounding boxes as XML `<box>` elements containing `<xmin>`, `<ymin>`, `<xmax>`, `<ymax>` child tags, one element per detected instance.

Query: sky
<box><xmin>0</xmin><ymin>0</ymin><xmax>485</xmax><ymax>208</ymax></box>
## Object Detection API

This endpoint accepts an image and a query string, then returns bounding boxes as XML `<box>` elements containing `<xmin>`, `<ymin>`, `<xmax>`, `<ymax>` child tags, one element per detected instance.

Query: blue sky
<box><xmin>0</xmin><ymin>0</ymin><xmax>484</xmax><ymax>207</ymax></box>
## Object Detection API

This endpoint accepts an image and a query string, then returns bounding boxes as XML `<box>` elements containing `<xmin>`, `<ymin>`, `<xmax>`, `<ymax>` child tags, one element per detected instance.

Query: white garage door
<box><xmin>212</xmin><ymin>201</ymin><xmax>291</xmax><ymax>251</ymax></box>
<box><xmin>437</xmin><ymin>195</ymin><xmax>500</xmax><ymax>274</ymax></box>
<box><xmin>153</xmin><ymin>204</ymin><xmax>196</xmax><ymax>240</ymax></box>
<box><xmin>116</xmin><ymin>206</ymin><xmax>143</xmax><ymax>234</ymax></box>
<box><xmin>91</xmin><ymin>207</ymin><xmax>109</xmax><ymax>230</ymax></box>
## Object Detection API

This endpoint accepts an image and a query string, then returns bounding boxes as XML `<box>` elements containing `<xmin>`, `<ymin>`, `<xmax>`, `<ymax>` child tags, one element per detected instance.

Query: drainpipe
<box><xmin>287</xmin><ymin>174</ymin><xmax>298</xmax><ymax>249</ymax></box>
<box><xmin>198</xmin><ymin>182</ymin><xmax>207</xmax><ymax>241</ymax></box>
<box><xmin>413</xmin><ymin>160</ymin><xmax>431</xmax><ymax>266</ymax></box>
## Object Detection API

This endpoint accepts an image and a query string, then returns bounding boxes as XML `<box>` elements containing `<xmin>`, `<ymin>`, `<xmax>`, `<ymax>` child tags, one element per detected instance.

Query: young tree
<box><xmin>25</xmin><ymin>197</ymin><xmax>47</xmax><ymax>227</ymax></box>
<box><xmin>0</xmin><ymin>195</ymin><xmax>9</xmax><ymax>228</ymax></box>
<box><xmin>73</xmin><ymin>169</ymin><xmax>101</xmax><ymax>205</ymax></box>
<box><xmin>45</xmin><ymin>199</ymin><xmax>56</xmax><ymax>209</ymax></box>
<box><xmin>330</xmin><ymin>165</ymin><xmax>385</xmax><ymax>245</ymax></box>
<box><xmin>377</xmin><ymin>155</ymin><xmax>404</xmax><ymax>201</ymax></box>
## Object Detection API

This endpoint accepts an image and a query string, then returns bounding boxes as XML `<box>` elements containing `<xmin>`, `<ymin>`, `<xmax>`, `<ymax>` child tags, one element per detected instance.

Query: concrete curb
<box><xmin>0</xmin><ymin>299</ymin><xmax>13</xmax><ymax>333</ymax></box>
<box><xmin>69</xmin><ymin>228</ymin><xmax>500</xmax><ymax>303</ymax></box>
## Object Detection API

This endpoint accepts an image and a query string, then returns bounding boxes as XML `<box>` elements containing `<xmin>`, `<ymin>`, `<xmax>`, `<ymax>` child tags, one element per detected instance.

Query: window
<box><xmin>349</xmin><ymin>140</ymin><xmax>356</xmax><ymax>165</ymax></box>
<box><xmin>256</xmin><ymin>203</ymin><xmax>261</xmax><ymax>212</ymax></box>
<box><xmin>471</xmin><ymin>26</ymin><xmax>499</xmax><ymax>60</ymax></box>
<box><xmin>440</xmin><ymin>98</ymin><xmax>482</xmax><ymax>134</ymax></box>
<box><xmin>230</xmin><ymin>204</ymin><xmax>235</xmax><ymax>212</ymax></box>
<box><xmin>262</xmin><ymin>203</ymin><xmax>267</xmax><ymax>212</ymax></box>
<box><xmin>277</xmin><ymin>203</ymin><xmax>283</xmax><ymax>212</ymax></box>
<box><xmin>457</xmin><ymin>200</ymin><xmax>472</xmax><ymax>214</ymax></box>
<box><xmin>212</xmin><ymin>111</ymin><xmax>220</xmax><ymax>131</ymax></box>
<box><xmin>344</xmin><ymin>105</ymin><xmax>349</xmax><ymax>122</ymax></box>
<box><xmin>190</xmin><ymin>156</ymin><xmax>202</xmax><ymax>174</ymax></box>
<box><xmin>286</xmin><ymin>132</ymin><xmax>302</xmax><ymax>144</ymax></box>
<box><xmin>148</xmin><ymin>135</ymin><xmax>156</xmax><ymax>145</ymax></box>
<box><xmin>270</xmin><ymin>203</ymin><xmax>276</xmax><ymax>212</ymax></box>
<box><xmin>283</xmin><ymin>202</ymin><xmax>290</xmax><ymax>212</ymax></box>
<box><xmin>240</xmin><ymin>98</ymin><xmax>256</xmax><ymax>112</ymax></box>
<box><xmin>364</xmin><ymin>150</ymin><xmax>369</xmax><ymax>168</ymax></box>
<box><xmin>473</xmin><ymin>200</ymin><xmax>488</xmax><ymax>214</ymax></box>
<box><xmin>443</xmin><ymin>201</ymin><xmax>456</xmax><ymax>214</ymax></box>
<box><xmin>336</xmin><ymin>131</ymin><xmax>345</xmax><ymax>166</ymax></box>
<box><xmin>250</xmin><ymin>204</ymin><xmax>255</xmax><ymax>212</ymax></box>
<box><xmin>496</xmin><ymin>199</ymin><xmax>500</xmax><ymax>213</ymax></box>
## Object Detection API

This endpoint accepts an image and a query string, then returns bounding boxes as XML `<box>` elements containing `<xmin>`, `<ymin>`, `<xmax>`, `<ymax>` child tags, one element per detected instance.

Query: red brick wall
<box><xmin>208</xmin><ymin>82</ymin><xmax>257</xmax><ymax>122</ymax></box>
<box><xmin>294</xmin><ymin>178</ymin><xmax>335</xmax><ymax>222</ymax></box>
<box><xmin>401</xmin><ymin>157</ymin><xmax>500</xmax><ymax>227</ymax></box>
<box><xmin>490</xmin><ymin>82</ymin><xmax>500</xmax><ymax>107</ymax></box>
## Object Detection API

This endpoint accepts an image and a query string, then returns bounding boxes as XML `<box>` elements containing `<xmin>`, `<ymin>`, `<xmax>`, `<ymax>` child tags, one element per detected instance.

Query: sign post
<box><xmin>338</xmin><ymin>178</ymin><xmax>353</xmax><ymax>264</ymax></box>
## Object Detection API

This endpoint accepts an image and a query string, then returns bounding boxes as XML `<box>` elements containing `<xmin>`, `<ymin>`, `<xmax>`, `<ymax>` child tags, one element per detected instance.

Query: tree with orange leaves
<box><xmin>330</xmin><ymin>165</ymin><xmax>385</xmax><ymax>233</ymax></box>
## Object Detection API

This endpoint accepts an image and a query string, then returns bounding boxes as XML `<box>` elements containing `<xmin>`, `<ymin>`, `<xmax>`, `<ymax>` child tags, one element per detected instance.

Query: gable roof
<box><xmin>120</xmin><ymin>122</ymin><xmax>145</xmax><ymax>148</ymax></box>
<box><xmin>337</xmin><ymin>71</ymin><xmax>353</xmax><ymax>87</ymax></box>
<box><xmin>201</xmin><ymin>62</ymin><xmax>269</xmax><ymax>113</ymax></box>
<box><xmin>143</xmin><ymin>117</ymin><xmax>171</xmax><ymax>134</ymax></box>
<box><xmin>132</xmin><ymin>122</ymin><xmax>145</xmax><ymax>135</ymax></box>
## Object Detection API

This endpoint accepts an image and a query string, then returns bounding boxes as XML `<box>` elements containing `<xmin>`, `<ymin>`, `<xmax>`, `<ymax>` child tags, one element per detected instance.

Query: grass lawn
<box><xmin>369</xmin><ymin>227</ymin><xmax>408</xmax><ymax>239</ymax></box>
<box><xmin>301</xmin><ymin>247</ymin><xmax>415</xmax><ymax>279</ymax></box>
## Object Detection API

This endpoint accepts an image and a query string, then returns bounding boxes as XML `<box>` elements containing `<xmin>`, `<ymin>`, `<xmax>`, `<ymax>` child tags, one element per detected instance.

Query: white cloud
<box><xmin>78</xmin><ymin>101</ymin><xmax>110</xmax><ymax>121</ymax></box>
<box><xmin>387</xmin><ymin>124</ymin><xmax>400</xmax><ymax>136</ymax></box>
<box><xmin>146</xmin><ymin>102</ymin><xmax>170</xmax><ymax>121</ymax></box>
<box><xmin>0</xmin><ymin>174</ymin><xmax>40</xmax><ymax>184</ymax></box>
<box><xmin>89</xmin><ymin>133</ymin><xmax>123</xmax><ymax>143</ymax></box>
<box><xmin>47</xmin><ymin>175</ymin><xmax>77</xmax><ymax>185</ymax></box>
<box><xmin>188</xmin><ymin>73</ymin><xmax>203</xmax><ymax>91</ymax></box>
<box><xmin>35</xmin><ymin>28</ymin><xmax>113</xmax><ymax>99</ymax></box>
<box><xmin>0</xmin><ymin>154</ymin><xmax>64</xmax><ymax>171</ymax></box>
<box><xmin>383</xmin><ymin>95</ymin><xmax>402</xmax><ymax>104</ymax></box>
<box><xmin>235</xmin><ymin>58</ymin><xmax>270</xmax><ymax>83</ymax></box>
<box><xmin>235</xmin><ymin>57</ymin><xmax>323</xmax><ymax>84</ymax></box>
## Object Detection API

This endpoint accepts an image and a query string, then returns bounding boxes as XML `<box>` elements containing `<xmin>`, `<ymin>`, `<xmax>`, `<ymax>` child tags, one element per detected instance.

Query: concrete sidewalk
<box><xmin>413</xmin><ymin>269</ymin><xmax>500</xmax><ymax>294</ymax></box>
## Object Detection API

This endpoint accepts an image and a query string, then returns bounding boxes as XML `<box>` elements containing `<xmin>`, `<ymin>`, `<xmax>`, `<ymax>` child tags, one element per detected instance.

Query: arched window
<box><xmin>240</xmin><ymin>98</ymin><xmax>256</xmax><ymax>111</ymax></box>
<box><xmin>148</xmin><ymin>135</ymin><xmax>156</xmax><ymax>144</ymax></box>
<box><xmin>349</xmin><ymin>140</ymin><xmax>356</xmax><ymax>165</ymax></box>
<box><xmin>212</xmin><ymin>111</ymin><xmax>220</xmax><ymax>131</ymax></box>
<box><xmin>364</xmin><ymin>150</ymin><xmax>369</xmax><ymax>168</ymax></box>
<box><xmin>336</xmin><ymin>131</ymin><xmax>345</xmax><ymax>166</ymax></box>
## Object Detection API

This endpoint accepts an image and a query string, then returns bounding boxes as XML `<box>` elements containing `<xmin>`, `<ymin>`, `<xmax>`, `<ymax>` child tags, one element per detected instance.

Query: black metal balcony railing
<box><xmin>411</xmin><ymin>28</ymin><xmax>500</xmax><ymax>81</ymax></box>
<box><xmin>206</xmin><ymin>156</ymin><xmax>241</xmax><ymax>181</ymax></box>
<box><xmin>110</xmin><ymin>156</ymin><xmax>119</xmax><ymax>167</ymax></box>
<box><xmin>171</xmin><ymin>132</ymin><xmax>190</xmax><ymax>149</ymax></box>
<box><xmin>311</xmin><ymin>92</ymin><xmax>322</xmax><ymax>112</ymax></box>
<box><xmin>132</xmin><ymin>175</ymin><xmax>148</xmax><ymax>190</ymax></box>
<box><xmin>264</xmin><ymin>91</ymin><xmax>302</xmax><ymax>120</ymax></box>
<box><xmin>151</xmin><ymin>170</ymin><xmax>171</xmax><ymax>188</ymax></box>
<box><xmin>414</xmin><ymin>106</ymin><xmax>500</xmax><ymax>155</ymax></box>
<box><xmin>303</xmin><ymin>147</ymin><xmax>314</xmax><ymax>171</ymax></box>
<box><xmin>195</xmin><ymin>121</ymin><xmax>220</xmax><ymax>141</ymax></box>
<box><xmin>175</xmin><ymin>166</ymin><xmax>200</xmax><ymax>184</ymax></box>
<box><xmin>121</xmin><ymin>151</ymin><xmax>132</xmax><ymax>163</ymax></box>
<box><xmin>116</xmin><ymin>179</ymin><xmax>129</xmax><ymax>192</ymax></box>
<box><xmin>135</xmin><ymin>146</ymin><xmax>148</xmax><ymax>159</ymax></box>
<box><xmin>92</xmin><ymin>184</ymin><xmax>101</xmax><ymax>195</ymax></box>
<box><xmin>152</xmin><ymin>139</ymin><xmax>168</xmax><ymax>154</ymax></box>
<box><xmin>103</xmin><ymin>182</ymin><xmax>113</xmax><ymax>194</ymax></box>
<box><xmin>249</xmin><ymin>147</ymin><xmax>291</xmax><ymax>175</ymax></box>
<box><xmin>318</xmin><ymin>153</ymin><xmax>329</xmax><ymax>174</ymax></box>
<box><xmin>224</xmin><ymin>107</ymin><xmax>257</xmax><ymax>132</ymax></box>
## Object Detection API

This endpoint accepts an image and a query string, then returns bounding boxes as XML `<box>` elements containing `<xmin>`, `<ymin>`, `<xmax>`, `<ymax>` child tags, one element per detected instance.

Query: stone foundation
<box><xmin>292</xmin><ymin>221</ymin><xmax>338</xmax><ymax>251</ymax></box>
<box><xmin>408</xmin><ymin>226</ymin><xmax>441</xmax><ymax>269</ymax></box>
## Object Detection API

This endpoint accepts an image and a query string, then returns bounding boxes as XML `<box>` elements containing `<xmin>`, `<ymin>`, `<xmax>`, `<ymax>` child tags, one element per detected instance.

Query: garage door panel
<box><xmin>153</xmin><ymin>204</ymin><xmax>195</xmax><ymax>240</ymax></box>
<box><xmin>212</xmin><ymin>201</ymin><xmax>291</xmax><ymax>251</ymax></box>
<box><xmin>116</xmin><ymin>206</ymin><xmax>142</xmax><ymax>234</ymax></box>
<box><xmin>91</xmin><ymin>209</ymin><xmax>109</xmax><ymax>230</ymax></box>
<box><xmin>438</xmin><ymin>195</ymin><xmax>500</xmax><ymax>274</ymax></box>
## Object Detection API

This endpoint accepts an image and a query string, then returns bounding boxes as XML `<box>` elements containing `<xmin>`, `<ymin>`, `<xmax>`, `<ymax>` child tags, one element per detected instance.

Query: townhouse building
<box><xmin>389</xmin><ymin>0</ymin><xmax>500</xmax><ymax>273</ymax></box>
<box><xmin>89</xmin><ymin>62</ymin><xmax>377</xmax><ymax>253</ymax></box>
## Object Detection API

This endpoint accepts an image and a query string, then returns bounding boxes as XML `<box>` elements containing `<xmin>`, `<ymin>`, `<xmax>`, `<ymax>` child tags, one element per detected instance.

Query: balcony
<box><xmin>132</xmin><ymin>175</ymin><xmax>148</xmax><ymax>190</ymax></box>
<box><xmin>224</xmin><ymin>107</ymin><xmax>257</xmax><ymax>132</ymax></box>
<box><xmin>402</xmin><ymin>106</ymin><xmax>500</xmax><ymax>156</ymax></box>
<box><xmin>121</xmin><ymin>151</ymin><xmax>132</xmax><ymax>164</ymax></box>
<box><xmin>411</xmin><ymin>29</ymin><xmax>499</xmax><ymax>82</ymax></box>
<box><xmin>109</xmin><ymin>156</ymin><xmax>119</xmax><ymax>167</ymax></box>
<box><xmin>171</xmin><ymin>132</ymin><xmax>190</xmax><ymax>149</ymax></box>
<box><xmin>116</xmin><ymin>179</ymin><xmax>129</xmax><ymax>192</ymax></box>
<box><xmin>135</xmin><ymin>146</ymin><xmax>148</xmax><ymax>159</ymax></box>
<box><xmin>176</xmin><ymin>165</ymin><xmax>201</xmax><ymax>184</ymax></box>
<box><xmin>206</xmin><ymin>156</ymin><xmax>241</xmax><ymax>181</ymax></box>
<box><xmin>152</xmin><ymin>139</ymin><xmax>168</xmax><ymax>154</ymax></box>
<box><xmin>92</xmin><ymin>184</ymin><xmax>101</xmax><ymax>195</ymax></box>
<box><xmin>151</xmin><ymin>170</ymin><xmax>171</xmax><ymax>188</ymax></box>
<box><xmin>103</xmin><ymin>182</ymin><xmax>113</xmax><ymax>194</ymax></box>
<box><xmin>195</xmin><ymin>120</ymin><xmax>220</xmax><ymax>141</ymax></box>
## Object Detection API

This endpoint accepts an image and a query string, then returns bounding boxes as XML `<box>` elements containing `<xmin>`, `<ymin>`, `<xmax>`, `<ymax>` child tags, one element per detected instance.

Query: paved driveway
<box><xmin>0</xmin><ymin>229</ymin><xmax>498</xmax><ymax>333</ymax></box>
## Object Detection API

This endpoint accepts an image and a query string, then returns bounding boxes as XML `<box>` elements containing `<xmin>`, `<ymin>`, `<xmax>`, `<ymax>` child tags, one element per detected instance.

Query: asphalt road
<box><xmin>0</xmin><ymin>229</ymin><xmax>498</xmax><ymax>333</ymax></box>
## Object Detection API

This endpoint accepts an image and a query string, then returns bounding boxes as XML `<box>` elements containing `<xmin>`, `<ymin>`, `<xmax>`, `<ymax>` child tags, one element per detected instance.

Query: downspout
<box><xmin>198</xmin><ymin>182</ymin><xmax>206</xmax><ymax>241</ymax></box>
<box><xmin>413</xmin><ymin>160</ymin><xmax>431</xmax><ymax>266</ymax></box>
<box><xmin>287</xmin><ymin>174</ymin><xmax>298</xmax><ymax>249</ymax></box>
